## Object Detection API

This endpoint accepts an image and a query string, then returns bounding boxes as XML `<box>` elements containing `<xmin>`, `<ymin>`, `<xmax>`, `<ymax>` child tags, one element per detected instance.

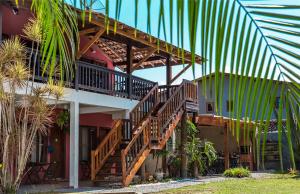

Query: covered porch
<box><xmin>196</xmin><ymin>114</ymin><xmax>256</xmax><ymax>172</ymax></box>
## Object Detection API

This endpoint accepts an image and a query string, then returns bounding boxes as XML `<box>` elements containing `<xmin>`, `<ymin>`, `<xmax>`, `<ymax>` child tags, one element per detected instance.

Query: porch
<box><xmin>22</xmin><ymin>105</ymin><xmax>132</xmax><ymax>186</ymax></box>
<box><xmin>196</xmin><ymin>114</ymin><xmax>256</xmax><ymax>172</ymax></box>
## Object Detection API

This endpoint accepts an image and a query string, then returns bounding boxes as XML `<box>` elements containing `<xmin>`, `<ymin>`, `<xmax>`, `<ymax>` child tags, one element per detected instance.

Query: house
<box><xmin>195</xmin><ymin>72</ymin><xmax>293</xmax><ymax>171</ymax></box>
<box><xmin>0</xmin><ymin>1</ymin><xmax>201</xmax><ymax>188</ymax></box>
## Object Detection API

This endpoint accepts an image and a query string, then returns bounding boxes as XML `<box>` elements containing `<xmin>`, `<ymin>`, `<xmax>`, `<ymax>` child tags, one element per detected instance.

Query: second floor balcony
<box><xmin>30</xmin><ymin>57</ymin><xmax>156</xmax><ymax>101</ymax></box>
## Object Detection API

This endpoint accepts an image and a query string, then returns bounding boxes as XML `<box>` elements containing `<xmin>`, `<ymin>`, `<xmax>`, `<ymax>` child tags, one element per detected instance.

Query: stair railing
<box><xmin>91</xmin><ymin>119</ymin><xmax>123</xmax><ymax>180</ymax></box>
<box><xmin>121</xmin><ymin>80</ymin><xmax>197</xmax><ymax>186</ymax></box>
<box><xmin>121</xmin><ymin>118</ymin><xmax>151</xmax><ymax>186</ymax></box>
<box><xmin>130</xmin><ymin>83</ymin><xmax>159</xmax><ymax>131</ymax></box>
<box><xmin>155</xmin><ymin>80</ymin><xmax>197</xmax><ymax>139</ymax></box>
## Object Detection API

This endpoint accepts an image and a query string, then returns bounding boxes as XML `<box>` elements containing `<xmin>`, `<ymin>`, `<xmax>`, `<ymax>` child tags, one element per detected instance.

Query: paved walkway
<box><xmin>19</xmin><ymin>172</ymin><xmax>274</xmax><ymax>194</ymax></box>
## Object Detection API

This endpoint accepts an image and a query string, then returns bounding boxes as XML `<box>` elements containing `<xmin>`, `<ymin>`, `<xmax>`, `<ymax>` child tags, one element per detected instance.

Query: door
<box><xmin>49</xmin><ymin>128</ymin><xmax>65</xmax><ymax>178</ymax></box>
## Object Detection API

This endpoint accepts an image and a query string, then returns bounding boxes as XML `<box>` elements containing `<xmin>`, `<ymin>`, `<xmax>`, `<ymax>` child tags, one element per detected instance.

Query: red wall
<box><xmin>64</xmin><ymin>112</ymin><xmax>114</xmax><ymax>179</ymax></box>
<box><xmin>1</xmin><ymin>5</ymin><xmax>113</xmax><ymax>70</ymax></box>
<box><xmin>79</xmin><ymin>112</ymin><xmax>113</xmax><ymax>128</ymax></box>
<box><xmin>79</xmin><ymin>36</ymin><xmax>114</xmax><ymax>70</ymax></box>
<box><xmin>1</xmin><ymin>5</ymin><xmax>34</xmax><ymax>36</ymax></box>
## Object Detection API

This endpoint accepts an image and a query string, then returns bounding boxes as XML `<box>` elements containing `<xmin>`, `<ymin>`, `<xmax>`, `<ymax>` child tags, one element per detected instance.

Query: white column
<box><xmin>69</xmin><ymin>101</ymin><xmax>79</xmax><ymax>188</ymax></box>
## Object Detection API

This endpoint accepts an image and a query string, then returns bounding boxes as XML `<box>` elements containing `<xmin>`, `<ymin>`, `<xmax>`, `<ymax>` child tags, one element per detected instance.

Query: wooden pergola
<box><xmin>76</xmin><ymin>10</ymin><xmax>203</xmax><ymax>85</ymax></box>
<box><xmin>196</xmin><ymin>114</ymin><xmax>256</xmax><ymax>170</ymax></box>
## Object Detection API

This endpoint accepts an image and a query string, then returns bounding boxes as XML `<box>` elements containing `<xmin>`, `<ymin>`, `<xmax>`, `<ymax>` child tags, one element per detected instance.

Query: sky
<box><xmin>70</xmin><ymin>0</ymin><xmax>300</xmax><ymax>85</ymax></box>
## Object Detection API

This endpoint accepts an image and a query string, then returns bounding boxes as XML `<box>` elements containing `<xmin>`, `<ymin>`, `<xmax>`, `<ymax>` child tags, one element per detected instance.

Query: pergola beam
<box><xmin>113</xmin><ymin>55</ymin><xmax>165</xmax><ymax>66</ymax></box>
<box><xmin>76</xmin><ymin>28</ymin><xmax>105</xmax><ymax>59</ymax></box>
<box><xmin>88</xmin><ymin>13</ymin><xmax>202</xmax><ymax>64</ymax></box>
<box><xmin>170</xmin><ymin>63</ymin><xmax>192</xmax><ymax>84</ymax></box>
<box><xmin>79</xmin><ymin>27</ymin><xmax>99</xmax><ymax>36</ymax></box>
<box><xmin>132</xmin><ymin>49</ymin><xmax>157</xmax><ymax>71</ymax></box>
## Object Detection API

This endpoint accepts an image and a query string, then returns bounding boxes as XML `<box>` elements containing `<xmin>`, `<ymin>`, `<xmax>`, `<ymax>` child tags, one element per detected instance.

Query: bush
<box><xmin>223</xmin><ymin>167</ymin><xmax>250</xmax><ymax>178</ymax></box>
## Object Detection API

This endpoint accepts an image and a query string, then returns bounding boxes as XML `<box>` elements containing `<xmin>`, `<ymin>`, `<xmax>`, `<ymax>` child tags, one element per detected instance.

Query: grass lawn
<box><xmin>152</xmin><ymin>175</ymin><xmax>300</xmax><ymax>194</ymax></box>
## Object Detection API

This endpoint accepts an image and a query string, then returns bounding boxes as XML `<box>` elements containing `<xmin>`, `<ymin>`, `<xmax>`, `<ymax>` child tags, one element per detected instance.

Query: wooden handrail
<box><xmin>121</xmin><ymin>80</ymin><xmax>197</xmax><ymax>186</ymax></box>
<box><xmin>155</xmin><ymin>80</ymin><xmax>197</xmax><ymax>137</ymax></box>
<box><xmin>130</xmin><ymin>83</ymin><xmax>159</xmax><ymax>130</ymax></box>
<box><xmin>121</xmin><ymin>118</ymin><xmax>151</xmax><ymax>175</ymax></box>
<box><xmin>91</xmin><ymin>120</ymin><xmax>123</xmax><ymax>180</ymax></box>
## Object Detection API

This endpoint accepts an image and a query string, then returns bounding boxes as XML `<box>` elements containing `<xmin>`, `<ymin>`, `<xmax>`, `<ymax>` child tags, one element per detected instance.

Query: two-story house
<box><xmin>1</xmin><ymin>1</ymin><xmax>201</xmax><ymax>188</ymax></box>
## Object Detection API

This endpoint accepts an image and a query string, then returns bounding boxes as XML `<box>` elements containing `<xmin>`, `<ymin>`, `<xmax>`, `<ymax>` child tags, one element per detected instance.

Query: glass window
<box><xmin>226</xmin><ymin>100</ymin><xmax>233</xmax><ymax>112</ymax></box>
<box><xmin>206</xmin><ymin>102</ymin><xmax>214</xmax><ymax>113</ymax></box>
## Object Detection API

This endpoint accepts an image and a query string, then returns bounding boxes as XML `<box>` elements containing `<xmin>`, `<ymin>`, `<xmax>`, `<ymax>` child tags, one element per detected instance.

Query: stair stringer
<box><xmin>152</xmin><ymin>107</ymin><xmax>185</xmax><ymax>150</ymax></box>
<box><xmin>122</xmin><ymin>148</ymin><xmax>151</xmax><ymax>187</ymax></box>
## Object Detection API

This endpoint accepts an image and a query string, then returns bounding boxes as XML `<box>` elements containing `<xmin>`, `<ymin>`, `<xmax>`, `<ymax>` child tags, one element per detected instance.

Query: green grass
<box><xmin>151</xmin><ymin>175</ymin><xmax>300</xmax><ymax>194</ymax></box>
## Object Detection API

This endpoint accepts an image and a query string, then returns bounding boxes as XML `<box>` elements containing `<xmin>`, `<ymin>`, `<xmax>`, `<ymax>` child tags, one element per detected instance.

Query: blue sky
<box><xmin>71</xmin><ymin>0</ymin><xmax>300</xmax><ymax>85</ymax></box>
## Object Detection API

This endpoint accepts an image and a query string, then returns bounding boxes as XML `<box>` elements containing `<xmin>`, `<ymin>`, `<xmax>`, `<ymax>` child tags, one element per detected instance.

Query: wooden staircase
<box><xmin>90</xmin><ymin>80</ymin><xmax>198</xmax><ymax>186</ymax></box>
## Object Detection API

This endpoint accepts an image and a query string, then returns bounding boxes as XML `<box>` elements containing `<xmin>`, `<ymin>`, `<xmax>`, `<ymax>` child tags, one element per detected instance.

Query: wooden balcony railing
<box><xmin>28</xmin><ymin>51</ymin><xmax>156</xmax><ymax>101</ymax></box>
<box><xmin>90</xmin><ymin>120</ymin><xmax>123</xmax><ymax>180</ymax></box>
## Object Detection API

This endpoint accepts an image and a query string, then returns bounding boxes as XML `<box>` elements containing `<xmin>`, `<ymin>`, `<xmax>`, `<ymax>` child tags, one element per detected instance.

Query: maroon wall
<box><xmin>1</xmin><ymin>5</ymin><xmax>113</xmax><ymax>70</ymax></box>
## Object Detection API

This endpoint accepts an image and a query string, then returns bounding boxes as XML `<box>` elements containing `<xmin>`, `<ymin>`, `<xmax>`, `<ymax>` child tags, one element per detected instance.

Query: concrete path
<box><xmin>19</xmin><ymin>172</ymin><xmax>274</xmax><ymax>194</ymax></box>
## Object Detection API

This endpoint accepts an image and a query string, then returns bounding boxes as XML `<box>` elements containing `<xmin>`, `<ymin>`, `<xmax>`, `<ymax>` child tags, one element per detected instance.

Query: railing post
<box><xmin>129</xmin><ymin>75</ymin><xmax>132</xmax><ymax>99</ymax></box>
<box><xmin>121</xmin><ymin>150</ymin><xmax>126</xmax><ymax>186</ymax></box>
<box><xmin>91</xmin><ymin>150</ymin><xmax>95</xmax><ymax>180</ymax></box>
<box><xmin>75</xmin><ymin>62</ymin><xmax>79</xmax><ymax>91</ymax></box>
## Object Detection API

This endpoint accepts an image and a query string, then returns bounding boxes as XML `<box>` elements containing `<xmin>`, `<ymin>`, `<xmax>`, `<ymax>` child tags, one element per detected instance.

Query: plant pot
<box><xmin>154</xmin><ymin>172</ymin><xmax>164</xmax><ymax>181</ymax></box>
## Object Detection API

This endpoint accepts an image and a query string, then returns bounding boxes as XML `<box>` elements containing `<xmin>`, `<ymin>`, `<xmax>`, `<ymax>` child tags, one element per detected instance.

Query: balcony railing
<box><xmin>29</xmin><ymin>53</ymin><xmax>156</xmax><ymax>101</ymax></box>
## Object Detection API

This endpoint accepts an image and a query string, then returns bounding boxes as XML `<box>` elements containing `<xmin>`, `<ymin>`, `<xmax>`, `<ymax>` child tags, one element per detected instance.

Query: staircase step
<box><xmin>93</xmin><ymin>179</ymin><xmax>123</xmax><ymax>188</ymax></box>
<box><xmin>97</xmin><ymin>172</ymin><xmax>122</xmax><ymax>176</ymax></box>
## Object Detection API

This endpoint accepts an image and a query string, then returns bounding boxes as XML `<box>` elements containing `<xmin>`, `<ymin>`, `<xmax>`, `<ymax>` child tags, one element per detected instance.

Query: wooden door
<box><xmin>49</xmin><ymin>128</ymin><xmax>65</xmax><ymax>178</ymax></box>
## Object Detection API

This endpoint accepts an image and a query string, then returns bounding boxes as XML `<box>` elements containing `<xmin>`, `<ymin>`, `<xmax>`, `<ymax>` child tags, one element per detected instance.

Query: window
<box><xmin>79</xmin><ymin>126</ymin><xmax>99</xmax><ymax>162</ymax></box>
<box><xmin>206</xmin><ymin>102</ymin><xmax>214</xmax><ymax>113</ymax></box>
<box><xmin>226</xmin><ymin>100</ymin><xmax>233</xmax><ymax>112</ymax></box>
<box><xmin>31</xmin><ymin>133</ymin><xmax>48</xmax><ymax>163</ymax></box>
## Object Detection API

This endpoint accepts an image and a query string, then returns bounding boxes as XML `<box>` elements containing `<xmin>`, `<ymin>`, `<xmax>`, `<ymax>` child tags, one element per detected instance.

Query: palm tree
<box><xmin>117</xmin><ymin>0</ymin><xmax>299</xmax><ymax>171</ymax></box>
<box><xmin>13</xmin><ymin>0</ymin><xmax>300</xmax><ymax>171</ymax></box>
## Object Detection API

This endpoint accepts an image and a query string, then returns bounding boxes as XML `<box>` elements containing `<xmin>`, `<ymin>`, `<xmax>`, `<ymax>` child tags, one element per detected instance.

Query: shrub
<box><xmin>288</xmin><ymin>168</ymin><xmax>299</xmax><ymax>176</ymax></box>
<box><xmin>223</xmin><ymin>167</ymin><xmax>250</xmax><ymax>178</ymax></box>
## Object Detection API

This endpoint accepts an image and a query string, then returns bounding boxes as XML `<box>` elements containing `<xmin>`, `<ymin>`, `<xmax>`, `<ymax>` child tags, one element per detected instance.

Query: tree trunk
<box><xmin>193</xmin><ymin>162</ymin><xmax>199</xmax><ymax>178</ymax></box>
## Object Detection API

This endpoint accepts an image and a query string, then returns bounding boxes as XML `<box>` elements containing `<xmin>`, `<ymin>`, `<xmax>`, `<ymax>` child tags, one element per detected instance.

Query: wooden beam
<box><xmin>113</xmin><ymin>55</ymin><xmax>165</xmax><ymax>66</ymax></box>
<box><xmin>166</xmin><ymin>55</ymin><xmax>172</xmax><ymax>98</ymax></box>
<box><xmin>127</xmin><ymin>43</ymin><xmax>133</xmax><ymax>98</ymax></box>
<box><xmin>170</xmin><ymin>64</ymin><xmax>192</xmax><ymax>84</ymax></box>
<box><xmin>88</xmin><ymin>15</ymin><xmax>202</xmax><ymax>64</ymax></box>
<box><xmin>132</xmin><ymin>49</ymin><xmax>156</xmax><ymax>71</ymax></box>
<box><xmin>126</xmin><ymin>43</ymin><xmax>133</xmax><ymax>74</ymax></box>
<box><xmin>76</xmin><ymin>28</ymin><xmax>105</xmax><ymax>59</ymax></box>
<box><xmin>79</xmin><ymin>27</ymin><xmax>99</xmax><ymax>36</ymax></box>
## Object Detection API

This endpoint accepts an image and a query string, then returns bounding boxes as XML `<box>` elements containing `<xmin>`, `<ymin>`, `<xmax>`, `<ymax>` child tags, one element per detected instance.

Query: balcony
<box><xmin>30</xmin><ymin>54</ymin><xmax>156</xmax><ymax>101</ymax></box>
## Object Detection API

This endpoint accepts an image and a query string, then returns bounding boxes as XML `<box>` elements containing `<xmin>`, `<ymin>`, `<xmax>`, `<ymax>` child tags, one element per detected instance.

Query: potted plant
<box><xmin>185</xmin><ymin>120</ymin><xmax>217</xmax><ymax>177</ymax></box>
<box><xmin>56</xmin><ymin>110</ymin><xmax>70</xmax><ymax>132</ymax></box>
<box><xmin>153</xmin><ymin>150</ymin><xmax>169</xmax><ymax>180</ymax></box>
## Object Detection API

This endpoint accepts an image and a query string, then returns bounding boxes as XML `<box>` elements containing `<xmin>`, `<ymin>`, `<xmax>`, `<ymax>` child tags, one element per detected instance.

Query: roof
<box><xmin>78</xmin><ymin>10</ymin><xmax>203</xmax><ymax>71</ymax></box>
<box><xmin>194</xmin><ymin>72</ymin><xmax>286</xmax><ymax>84</ymax></box>
<box><xmin>7</xmin><ymin>0</ymin><xmax>202</xmax><ymax>71</ymax></box>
